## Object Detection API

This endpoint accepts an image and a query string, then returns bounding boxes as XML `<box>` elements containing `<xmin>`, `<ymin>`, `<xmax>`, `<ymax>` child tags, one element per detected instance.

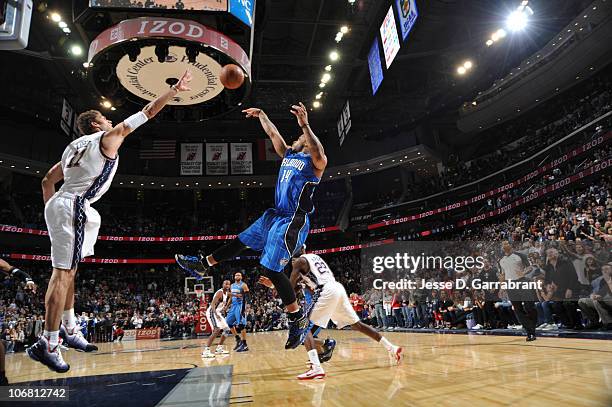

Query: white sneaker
<box><xmin>297</xmin><ymin>365</ymin><xmax>325</xmax><ymax>380</ymax></box>
<box><xmin>542</xmin><ymin>323</ymin><xmax>558</xmax><ymax>331</ymax></box>
<box><xmin>201</xmin><ymin>348</ymin><xmax>215</xmax><ymax>358</ymax></box>
<box><xmin>215</xmin><ymin>345</ymin><xmax>229</xmax><ymax>355</ymax></box>
<box><xmin>536</xmin><ymin>323</ymin><xmax>548</xmax><ymax>330</ymax></box>
<box><xmin>471</xmin><ymin>324</ymin><xmax>482</xmax><ymax>330</ymax></box>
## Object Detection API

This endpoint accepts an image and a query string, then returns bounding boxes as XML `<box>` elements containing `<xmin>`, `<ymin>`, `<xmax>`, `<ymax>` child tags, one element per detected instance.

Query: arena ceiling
<box><xmin>0</xmin><ymin>0</ymin><xmax>590</xmax><ymax>147</ymax></box>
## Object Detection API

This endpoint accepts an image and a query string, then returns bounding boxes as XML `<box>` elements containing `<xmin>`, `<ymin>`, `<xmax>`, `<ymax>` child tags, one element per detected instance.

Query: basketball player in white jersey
<box><xmin>260</xmin><ymin>248</ymin><xmax>402</xmax><ymax>380</ymax></box>
<box><xmin>202</xmin><ymin>280</ymin><xmax>232</xmax><ymax>358</ymax></box>
<box><xmin>27</xmin><ymin>70</ymin><xmax>192</xmax><ymax>373</ymax></box>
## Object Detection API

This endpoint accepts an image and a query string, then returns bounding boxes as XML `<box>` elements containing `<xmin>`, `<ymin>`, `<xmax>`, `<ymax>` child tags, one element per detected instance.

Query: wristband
<box><xmin>123</xmin><ymin>111</ymin><xmax>149</xmax><ymax>130</ymax></box>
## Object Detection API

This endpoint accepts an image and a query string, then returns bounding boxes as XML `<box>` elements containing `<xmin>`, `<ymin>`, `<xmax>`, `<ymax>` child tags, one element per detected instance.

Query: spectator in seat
<box><xmin>578</xmin><ymin>262</ymin><xmax>612</xmax><ymax>330</ymax></box>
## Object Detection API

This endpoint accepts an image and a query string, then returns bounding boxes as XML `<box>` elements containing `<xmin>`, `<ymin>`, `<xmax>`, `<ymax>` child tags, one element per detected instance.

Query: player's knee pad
<box><xmin>262</xmin><ymin>269</ymin><xmax>296</xmax><ymax>306</ymax></box>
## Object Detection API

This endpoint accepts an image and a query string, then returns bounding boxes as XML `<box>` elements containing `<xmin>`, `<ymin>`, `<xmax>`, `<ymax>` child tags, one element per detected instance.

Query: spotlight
<box><xmin>329</xmin><ymin>50</ymin><xmax>339</xmax><ymax>61</ymax></box>
<box><xmin>319</xmin><ymin>83</ymin><xmax>326</xmax><ymax>88</ymax></box>
<box><xmin>315</xmin><ymin>92</ymin><xmax>323</xmax><ymax>100</ymax></box>
<box><xmin>127</xmin><ymin>45</ymin><xmax>141</xmax><ymax>62</ymax></box>
<box><xmin>313</xmin><ymin>101</ymin><xmax>321</xmax><ymax>108</ymax></box>
<box><xmin>496</xmin><ymin>28</ymin><xmax>507</xmax><ymax>39</ymax></box>
<box><xmin>62</xmin><ymin>27</ymin><xmax>71</xmax><ymax>34</ymax></box>
<box><xmin>335</xmin><ymin>32</ymin><xmax>343</xmax><ymax>42</ymax></box>
<box><xmin>51</xmin><ymin>13</ymin><xmax>61</xmax><ymax>23</ymax></box>
<box><xmin>321</xmin><ymin>73</ymin><xmax>331</xmax><ymax>83</ymax></box>
<box><xmin>463</xmin><ymin>60</ymin><xmax>473</xmax><ymax>69</ymax></box>
<box><xmin>506</xmin><ymin>10</ymin><xmax>528</xmax><ymax>31</ymax></box>
<box><xmin>58</xmin><ymin>21</ymin><xmax>67</xmax><ymax>28</ymax></box>
<box><xmin>324</xmin><ymin>65</ymin><xmax>332</xmax><ymax>72</ymax></box>
<box><xmin>155</xmin><ymin>44</ymin><xmax>169</xmax><ymax>63</ymax></box>
<box><xmin>186</xmin><ymin>45</ymin><xmax>199</xmax><ymax>63</ymax></box>
<box><xmin>340</xmin><ymin>26</ymin><xmax>349</xmax><ymax>34</ymax></box>
<box><xmin>82</xmin><ymin>62</ymin><xmax>90</xmax><ymax>68</ymax></box>
<box><xmin>101</xmin><ymin>100</ymin><xmax>112</xmax><ymax>109</ymax></box>
<box><xmin>486</xmin><ymin>39</ymin><xmax>494</xmax><ymax>46</ymax></box>
<box><xmin>457</xmin><ymin>66</ymin><xmax>466</xmax><ymax>75</ymax></box>
<box><xmin>70</xmin><ymin>45</ymin><xmax>82</xmax><ymax>56</ymax></box>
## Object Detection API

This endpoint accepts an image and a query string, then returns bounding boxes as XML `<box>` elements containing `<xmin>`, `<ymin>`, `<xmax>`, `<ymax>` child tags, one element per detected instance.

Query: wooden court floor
<box><xmin>6</xmin><ymin>331</ymin><xmax>612</xmax><ymax>406</ymax></box>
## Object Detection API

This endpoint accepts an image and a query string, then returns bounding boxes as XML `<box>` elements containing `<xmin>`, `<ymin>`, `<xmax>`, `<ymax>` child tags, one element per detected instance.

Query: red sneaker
<box><xmin>392</xmin><ymin>347</ymin><xmax>403</xmax><ymax>364</ymax></box>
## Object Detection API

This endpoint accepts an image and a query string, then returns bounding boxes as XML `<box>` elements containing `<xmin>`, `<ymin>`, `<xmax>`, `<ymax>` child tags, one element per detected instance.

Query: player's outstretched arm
<box><xmin>101</xmin><ymin>70</ymin><xmax>192</xmax><ymax>157</ymax></box>
<box><xmin>291</xmin><ymin>102</ymin><xmax>327</xmax><ymax>172</ymax></box>
<box><xmin>41</xmin><ymin>161</ymin><xmax>64</xmax><ymax>204</ymax></box>
<box><xmin>243</xmin><ymin>108</ymin><xmax>288</xmax><ymax>158</ymax></box>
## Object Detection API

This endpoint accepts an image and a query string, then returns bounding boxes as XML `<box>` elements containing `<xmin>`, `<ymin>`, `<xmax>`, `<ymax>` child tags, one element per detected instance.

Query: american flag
<box><xmin>140</xmin><ymin>140</ymin><xmax>176</xmax><ymax>160</ymax></box>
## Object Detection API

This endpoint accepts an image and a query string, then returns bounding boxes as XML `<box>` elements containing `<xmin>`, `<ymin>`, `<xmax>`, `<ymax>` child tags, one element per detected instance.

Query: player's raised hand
<box><xmin>290</xmin><ymin>102</ymin><xmax>309</xmax><ymax>127</ymax></box>
<box><xmin>257</xmin><ymin>276</ymin><xmax>274</xmax><ymax>288</ymax></box>
<box><xmin>242</xmin><ymin>108</ymin><xmax>263</xmax><ymax>118</ymax></box>
<box><xmin>175</xmin><ymin>70</ymin><xmax>192</xmax><ymax>92</ymax></box>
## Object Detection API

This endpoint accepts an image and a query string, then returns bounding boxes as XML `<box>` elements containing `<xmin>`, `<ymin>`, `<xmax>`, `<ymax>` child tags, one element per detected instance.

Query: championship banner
<box><xmin>180</xmin><ymin>143</ymin><xmax>203</xmax><ymax>176</ymax></box>
<box><xmin>206</xmin><ymin>143</ymin><xmax>228</xmax><ymax>175</ymax></box>
<box><xmin>136</xmin><ymin>327</ymin><xmax>161</xmax><ymax>340</ymax></box>
<box><xmin>122</xmin><ymin>329</ymin><xmax>137</xmax><ymax>341</ymax></box>
<box><xmin>257</xmin><ymin>139</ymin><xmax>281</xmax><ymax>161</ymax></box>
<box><xmin>230</xmin><ymin>143</ymin><xmax>253</xmax><ymax>175</ymax></box>
<box><xmin>195</xmin><ymin>301</ymin><xmax>212</xmax><ymax>335</ymax></box>
<box><xmin>60</xmin><ymin>99</ymin><xmax>74</xmax><ymax>138</ymax></box>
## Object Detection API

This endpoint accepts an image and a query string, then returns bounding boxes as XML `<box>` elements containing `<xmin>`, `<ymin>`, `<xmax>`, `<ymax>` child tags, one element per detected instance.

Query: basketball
<box><xmin>220</xmin><ymin>64</ymin><xmax>245</xmax><ymax>90</ymax></box>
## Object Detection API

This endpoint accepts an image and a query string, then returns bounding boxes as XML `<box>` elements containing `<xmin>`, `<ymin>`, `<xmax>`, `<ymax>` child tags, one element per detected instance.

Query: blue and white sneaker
<box><xmin>319</xmin><ymin>338</ymin><xmax>336</xmax><ymax>363</ymax></box>
<box><xmin>236</xmin><ymin>342</ymin><xmax>249</xmax><ymax>352</ymax></box>
<box><xmin>60</xmin><ymin>325</ymin><xmax>98</xmax><ymax>352</ymax></box>
<box><xmin>286</xmin><ymin>312</ymin><xmax>310</xmax><ymax>350</ymax></box>
<box><xmin>27</xmin><ymin>336</ymin><xmax>70</xmax><ymax>373</ymax></box>
<box><xmin>175</xmin><ymin>254</ymin><xmax>208</xmax><ymax>280</ymax></box>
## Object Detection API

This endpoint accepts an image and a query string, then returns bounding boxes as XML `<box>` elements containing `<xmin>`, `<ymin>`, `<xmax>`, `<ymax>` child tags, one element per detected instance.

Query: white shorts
<box><xmin>309</xmin><ymin>281</ymin><xmax>360</xmax><ymax>329</ymax></box>
<box><xmin>207</xmin><ymin>307</ymin><xmax>229</xmax><ymax>332</ymax></box>
<box><xmin>45</xmin><ymin>192</ymin><xmax>100</xmax><ymax>270</ymax></box>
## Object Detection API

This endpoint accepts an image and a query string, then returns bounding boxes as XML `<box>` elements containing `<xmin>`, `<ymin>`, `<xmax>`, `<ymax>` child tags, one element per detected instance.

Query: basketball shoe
<box><xmin>174</xmin><ymin>254</ymin><xmax>208</xmax><ymax>279</ymax></box>
<box><xmin>201</xmin><ymin>347</ymin><xmax>215</xmax><ymax>358</ymax></box>
<box><xmin>297</xmin><ymin>364</ymin><xmax>325</xmax><ymax>380</ymax></box>
<box><xmin>286</xmin><ymin>311</ymin><xmax>309</xmax><ymax>349</ymax></box>
<box><xmin>318</xmin><ymin>338</ymin><xmax>336</xmax><ymax>363</ymax></box>
<box><xmin>27</xmin><ymin>336</ymin><xmax>70</xmax><ymax>373</ymax></box>
<box><xmin>215</xmin><ymin>345</ymin><xmax>229</xmax><ymax>355</ymax></box>
<box><xmin>59</xmin><ymin>325</ymin><xmax>98</xmax><ymax>352</ymax></box>
<box><xmin>390</xmin><ymin>346</ymin><xmax>403</xmax><ymax>364</ymax></box>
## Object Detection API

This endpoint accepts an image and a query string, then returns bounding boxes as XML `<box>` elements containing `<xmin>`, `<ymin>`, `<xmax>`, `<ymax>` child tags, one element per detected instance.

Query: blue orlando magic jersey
<box><xmin>275</xmin><ymin>149</ymin><xmax>320</xmax><ymax>214</ymax></box>
<box><xmin>231</xmin><ymin>282</ymin><xmax>244</xmax><ymax>306</ymax></box>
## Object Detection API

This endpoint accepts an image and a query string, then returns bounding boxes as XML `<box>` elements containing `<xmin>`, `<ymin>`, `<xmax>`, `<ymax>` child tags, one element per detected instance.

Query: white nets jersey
<box><xmin>216</xmin><ymin>289</ymin><xmax>230</xmax><ymax>313</ymax></box>
<box><xmin>301</xmin><ymin>253</ymin><xmax>336</xmax><ymax>287</ymax></box>
<box><xmin>59</xmin><ymin>132</ymin><xmax>118</xmax><ymax>203</ymax></box>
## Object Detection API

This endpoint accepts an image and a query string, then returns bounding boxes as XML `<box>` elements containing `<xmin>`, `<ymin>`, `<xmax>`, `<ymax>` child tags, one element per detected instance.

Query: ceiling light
<box><xmin>58</xmin><ymin>21</ymin><xmax>67</xmax><ymax>28</ymax></box>
<box><xmin>315</xmin><ymin>92</ymin><xmax>323</xmax><ymax>100</ymax></box>
<box><xmin>340</xmin><ymin>26</ymin><xmax>349</xmax><ymax>34</ymax></box>
<box><xmin>463</xmin><ymin>60</ymin><xmax>473</xmax><ymax>69</ymax></box>
<box><xmin>51</xmin><ymin>13</ymin><xmax>61</xmax><ymax>22</ymax></box>
<box><xmin>506</xmin><ymin>10</ymin><xmax>528</xmax><ymax>31</ymax></box>
<box><xmin>101</xmin><ymin>100</ymin><xmax>112</xmax><ymax>108</ymax></box>
<box><xmin>324</xmin><ymin>65</ymin><xmax>332</xmax><ymax>72</ymax></box>
<box><xmin>335</xmin><ymin>33</ymin><xmax>343</xmax><ymax>42</ymax></box>
<box><xmin>82</xmin><ymin>62</ymin><xmax>90</xmax><ymax>68</ymax></box>
<box><xmin>62</xmin><ymin>27</ymin><xmax>71</xmax><ymax>34</ymax></box>
<box><xmin>71</xmin><ymin>45</ymin><xmax>83</xmax><ymax>57</ymax></box>
<box><xmin>319</xmin><ymin>83</ymin><xmax>326</xmax><ymax>88</ymax></box>
<box><xmin>329</xmin><ymin>51</ymin><xmax>339</xmax><ymax>61</ymax></box>
<box><xmin>457</xmin><ymin>66</ymin><xmax>466</xmax><ymax>75</ymax></box>
<box><xmin>313</xmin><ymin>101</ymin><xmax>321</xmax><ymax>108</ymax></box>
<box><xmin>486</xmin><ymin>39</ymin><xmax>494</xmax><ymax>46</ymax></box>
<box><xmin>321</xmin><ymin>73</ymin><xmax>331</xmax><ymax>83</ymax></box>
<box><xmin>110</xmin><ymin>107</ymin><xmax>117</xmax><ymax>111</ymax></box>
<box><xmin>496</xmin><ymin>28</ymin><xmax>507</xmax><ymax>39</ymax></box>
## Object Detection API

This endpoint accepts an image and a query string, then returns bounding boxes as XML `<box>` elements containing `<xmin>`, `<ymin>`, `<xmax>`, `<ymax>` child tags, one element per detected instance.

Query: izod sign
<box><xmin>116</xmin><ymin>45</ymin><xmax>223</xmax><ymax>105</ymax></box>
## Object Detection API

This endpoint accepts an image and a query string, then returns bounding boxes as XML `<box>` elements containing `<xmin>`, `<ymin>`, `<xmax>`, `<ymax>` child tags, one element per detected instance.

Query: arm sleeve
<box><xmin>11</xmin><ymin>268</ymin><xmax>32</xmax><ymax>282</ymax></box>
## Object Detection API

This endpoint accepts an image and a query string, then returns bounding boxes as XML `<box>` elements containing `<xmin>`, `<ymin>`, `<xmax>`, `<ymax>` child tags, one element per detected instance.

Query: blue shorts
<box><xmin>238</xmin><ymin>208</ymin><xmax>310</xmax><ymax>272</ymax></box>
<box><xmin>225</xmin><ymin>305</ymin><xmax>246</xmax><ymax>327</ymax></box>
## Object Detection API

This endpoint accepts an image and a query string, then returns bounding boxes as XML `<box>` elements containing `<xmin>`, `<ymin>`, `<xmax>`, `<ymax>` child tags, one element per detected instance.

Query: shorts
<box><xmin>225</xmin><ymin>305</ymin><xmax>246</xmax><ymax>327</ymax></box>
<box><xmin>45</xmin><ymin>192</ymin><xmax>101</xmax><ymax>270</ymax></box>
<box><xmin>309</xmin><ymin>281</ymin><xmax>360</xmax><ymax>329</ymax></box>
<box><xmin>238</xmin><ymin>208</ymin><xmax>310</xmax><ymax>272</ymax></box>
<box><xmin>207</xmin><ymin>307</ymin><xmax>229</xmax><ymax>331</ymax></box>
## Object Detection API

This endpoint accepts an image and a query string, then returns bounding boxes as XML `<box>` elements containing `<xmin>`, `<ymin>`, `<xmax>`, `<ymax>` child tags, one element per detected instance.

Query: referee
<box><xmin>498</xmin><ymin>241</ymin><xmax>538</xmax><ymax>341</ymax></box>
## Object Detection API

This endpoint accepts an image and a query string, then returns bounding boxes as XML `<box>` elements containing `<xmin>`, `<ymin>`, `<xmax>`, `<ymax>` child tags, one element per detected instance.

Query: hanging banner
<box><xmin>395</xmin><ymin>0</ymin><xmax>418</xmax><ymax>41</ymax></box>
<box><xmin>60</xmin><ymin>99</ymin><xmax>74</xmax><ymax>137</ymax></box>
<box><xmin>180</xmin><ymin>143</ymin><xmax>203</xmax><ymax>175</ymax></box>
<box><xmin>380</xmin><ymin>5</ymin><xmax>401</xmax><ymax>68</ymax></box>
<box><xmin>230</xmin><ymin>143</ymin><xmax>253</xmax><ymax>174</ymax></box>
<box><xmin>206</xmin><ymin>143</ymin><xmax>228</xmax><ymax>175</ymax></box>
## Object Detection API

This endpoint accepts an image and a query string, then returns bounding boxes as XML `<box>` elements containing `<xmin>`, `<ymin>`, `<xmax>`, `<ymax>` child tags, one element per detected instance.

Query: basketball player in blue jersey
<box><xmin>176</xmin><ymin>102</ymin><xmax>327</xmax><ymax>349</ymax></box>
<box><xmin>226</xmin><ymin>272</ymin><xmax>250</xmax><ymax>352</ymax></box>
<box><xmin>28</xmin><ymin>71</ymin><xmax>192</xmax><ymax>373</ymax></box>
